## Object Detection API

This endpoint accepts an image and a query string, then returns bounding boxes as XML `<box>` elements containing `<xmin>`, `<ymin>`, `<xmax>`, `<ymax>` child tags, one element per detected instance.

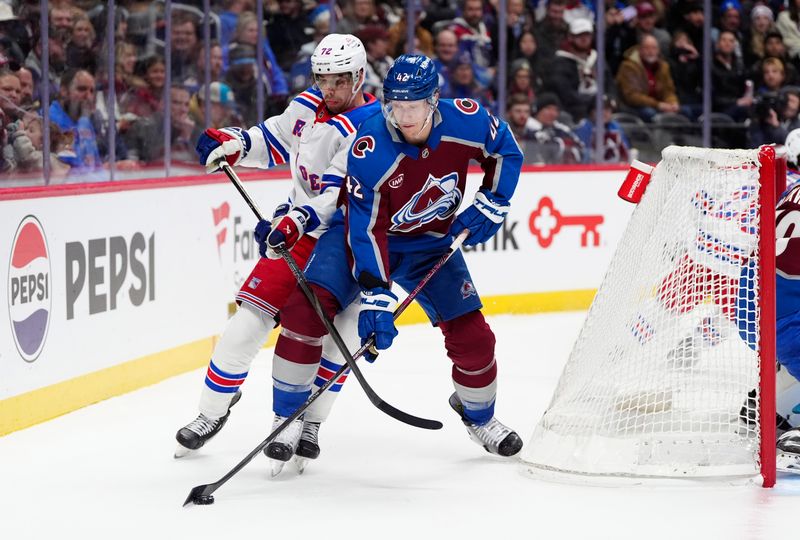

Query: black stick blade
<box><xmin>184</xmin><ymin>484</ymin><xmax>215</xmax><ymax>507</ymax></box>
<box><xmin>377</xmin><ymin>401</ymin><xmax>443</xmax><ymax>430</ymax></box>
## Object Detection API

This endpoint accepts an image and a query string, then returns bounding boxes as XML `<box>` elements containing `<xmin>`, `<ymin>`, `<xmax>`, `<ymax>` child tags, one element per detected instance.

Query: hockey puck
<box><xmin>193</xmin><ymin>494</ymin><xmax>215</xmax><ymax>505</ymax></box>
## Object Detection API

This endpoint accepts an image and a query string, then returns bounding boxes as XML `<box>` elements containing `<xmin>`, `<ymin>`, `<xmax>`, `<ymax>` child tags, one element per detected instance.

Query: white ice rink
<box><xmin>2</xmin><ymin>312</ymin><xmax>800</xmax><ymax>540</ymax></box>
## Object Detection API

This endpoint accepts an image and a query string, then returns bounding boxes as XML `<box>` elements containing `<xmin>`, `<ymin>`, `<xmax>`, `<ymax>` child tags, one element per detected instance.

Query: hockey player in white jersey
<box><xmin>175</xmin><ymin>34</ymin><xmax>381</xmax><ymax>476</ymax></box>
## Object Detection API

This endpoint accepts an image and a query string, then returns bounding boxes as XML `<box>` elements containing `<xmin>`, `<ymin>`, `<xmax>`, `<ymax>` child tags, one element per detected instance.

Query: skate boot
<box><xmin>294</xmin><ymin>421</ymin><xmax>321</xmax><ymax>474</ymax></box>
<box><xmin>449</xmin><ymin>393</ymin><xmax>523</xmax><ymax>457</ymax></box>
<box><xmin>264</xmin><ymin>414</ymin><xmax>303</xmax><ymax>477</ymax></box>
<box><xmin>777</xmin><ymin>427</ymin><xmax>800</xmax><ymax>473</ymax></box>
<box><xmin>175</xmin><ymin>390</ymin><xmax>242</xmax><ymax>458</ymax></box>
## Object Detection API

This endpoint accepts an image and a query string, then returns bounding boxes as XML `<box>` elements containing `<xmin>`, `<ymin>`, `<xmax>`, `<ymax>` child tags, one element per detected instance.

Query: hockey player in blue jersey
<box><xmin>774</xmin><ymin>130</ymin><xmax>800</xmax><ymax>471</ymax></box>
<box><xmin>267</xmin><ymin>54</ymin><xmax>525</xmax><ymax>459</ymax></box>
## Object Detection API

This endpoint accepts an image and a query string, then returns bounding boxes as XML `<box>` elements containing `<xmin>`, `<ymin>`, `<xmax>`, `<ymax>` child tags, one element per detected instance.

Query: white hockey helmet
<box><xmin>786</xmin><ymin>128</ymin><xmax>800</xmax><ymax>168</ymax></box>
<box><xmin>311</xmin><ymin>33</ymin><xmax>367</xmax><ymax>94</ymax></box>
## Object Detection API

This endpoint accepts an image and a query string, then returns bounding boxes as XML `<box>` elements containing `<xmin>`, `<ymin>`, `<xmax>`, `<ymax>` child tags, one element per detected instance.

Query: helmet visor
<box><xmin>383</xmin><ymin>98</ymin><xmax>431</xmax><ymax>126</ymax></box>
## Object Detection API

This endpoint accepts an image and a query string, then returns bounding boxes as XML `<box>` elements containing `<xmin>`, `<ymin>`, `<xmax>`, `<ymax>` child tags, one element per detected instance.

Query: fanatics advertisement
<box><xmin>0</xmin><ymin>167</ymin><xmax>631</xmax><ymax>403</ymax></box>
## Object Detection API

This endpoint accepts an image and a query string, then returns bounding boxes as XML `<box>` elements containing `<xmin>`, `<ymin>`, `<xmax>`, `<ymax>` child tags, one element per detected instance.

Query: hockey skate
<box><xmin>448</xmin><ymin>393</ymin><xmax>523</xmax><ymax>457</ymax></box>
<box><xmin>293</xmin><ymin>420</ymin><xmax>322</xmax><ymax>474</ymax></box>
<box><xmin>174</xmin><ymin>390</ymin><xmax>242</xmax><ymax>458</ymax></box>
<box><xmin>777</xmin><ymin>427</ymin><xmax>800</xmax><ymax>474</ymax></box>
<box><xmin>264</xmin><ymin>414</ymin><xmax>303</xmax><ymax>477</ymax></box>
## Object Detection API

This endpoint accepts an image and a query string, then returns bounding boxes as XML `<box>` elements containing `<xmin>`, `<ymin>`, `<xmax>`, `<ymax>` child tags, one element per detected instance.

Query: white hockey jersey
<box><xmin>239</xmin><ymin>86</ymin><xmax>380</xmax><ymax>237</ymax></box>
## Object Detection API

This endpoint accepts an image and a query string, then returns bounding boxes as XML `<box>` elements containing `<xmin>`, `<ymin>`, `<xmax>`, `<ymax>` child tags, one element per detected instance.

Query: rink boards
<box><xmin>0</xmin><ymin>165</ymin><xmax>632</xmax><ymax>435</ymax></box>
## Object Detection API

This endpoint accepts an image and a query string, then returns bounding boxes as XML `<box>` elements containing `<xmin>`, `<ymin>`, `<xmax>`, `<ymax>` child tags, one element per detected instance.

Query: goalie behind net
<box><xmin>523</xmin><ymin>146</ymin><xmax>777</xmax><ymax>483</ymax></box>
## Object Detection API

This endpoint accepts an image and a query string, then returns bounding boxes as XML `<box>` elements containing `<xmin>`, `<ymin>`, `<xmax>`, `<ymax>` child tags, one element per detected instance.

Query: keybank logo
<box><xmin>8</xmin><ymin>215</ymin><xmax>51</xmax><ymax>362</ymax></box>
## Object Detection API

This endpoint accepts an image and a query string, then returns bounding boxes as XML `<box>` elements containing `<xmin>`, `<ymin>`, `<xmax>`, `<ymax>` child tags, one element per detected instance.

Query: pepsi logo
<box><xmin>8</xmin><ymin>216</ymin><xmax>51</xmax><ymax>362</ymax></box>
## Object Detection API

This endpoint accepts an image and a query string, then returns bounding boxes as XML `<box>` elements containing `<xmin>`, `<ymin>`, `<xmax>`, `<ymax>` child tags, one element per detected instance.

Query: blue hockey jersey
<box><xmin>344</xmin><ymin>98</ymin><xmax>523</xmax><ymax>285</ymax></box>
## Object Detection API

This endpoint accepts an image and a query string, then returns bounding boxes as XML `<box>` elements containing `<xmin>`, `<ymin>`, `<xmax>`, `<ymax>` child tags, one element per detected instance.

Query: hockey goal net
<box><xmin>523</xmin><ymin>146</ymin><xmax>782</xmax><ymax>487</ymax></box>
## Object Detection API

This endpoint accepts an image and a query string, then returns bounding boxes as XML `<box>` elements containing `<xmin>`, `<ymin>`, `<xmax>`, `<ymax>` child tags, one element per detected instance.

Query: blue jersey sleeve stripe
<box><xmin>257</xmin><ymin>124</ymin><xmax>276</xmax><ymax>167</ymax></box>
<box><xmin>264</xmin><ymin>128</ymin><xmax>290</xmax><ymax>163</ymax></box>
<box><xmin>293</xmin><ymin>96</ymin><xmax>318</xmax><ymax>112</ymax></box>
<box><xmin>327</xmin><ymin>119</ymin><xmax>349</xmax><ymax>137</ymax></box>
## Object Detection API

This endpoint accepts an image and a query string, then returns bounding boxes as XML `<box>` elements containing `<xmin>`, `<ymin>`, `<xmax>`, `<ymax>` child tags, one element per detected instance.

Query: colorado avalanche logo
<box><xmin>390</xmin><ymin>172</ymin><xmax>462</xmax><ymax>233</ymax></box>
<box><xmin>351</xmin><ymin>136</ymin><xmax>375</xmax><ymax>159</ymax></box>
<box><xmin>454</xmin><ymin>99</ymin><xmax>479</xmax><ymax>115</ymax></box>
<box><xmin>8</xmin><ymin>216</ymin><xmax>51</xmax><ymax>362</ymax></box>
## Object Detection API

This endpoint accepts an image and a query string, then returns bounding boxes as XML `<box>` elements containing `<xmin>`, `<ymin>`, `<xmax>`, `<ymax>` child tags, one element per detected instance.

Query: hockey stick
<box><xmin>218</xmin><ymin>160</ymin><xmax>442</xmax><ymax>430</ymax></box>
<box><xmin>184</xmin><ymin>228</ymin><xmax>469</xmax><ymax>507</ymax></box>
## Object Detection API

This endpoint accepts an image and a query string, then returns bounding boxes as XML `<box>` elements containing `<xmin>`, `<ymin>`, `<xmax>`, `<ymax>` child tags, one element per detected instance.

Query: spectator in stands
<box><xmin>505</xmin><ymin>92</ymin><xmax>539</xmax><ymax>163</ymax></box>
<box><xmin>218</xmin><ymin>0</ymin><xmax>251</xmax><ymax>48</ymax></box>
<box><xmin>387</xmin><ymin>4</ymin><xmax>435</xmax><ymax>58</ymax></box>
<box><xmin>190</xmin><ymin>82</ymin><xmax>242</xmax><ymax>144</ymax></box>
<box><xmin>433</xmin><ymin>28</ymin><xmax>458</xmax><ymax>95</ymax></box>
<box><xmin>616</xmin><ymin>34</ymin><xmax>681</xmax><ymax>122</ymax></box>
<box><xmin>750</xmin><ymin>87</ymin><xmax>800</xmax><ymax>146</ymax></box>
<box><xmin>269</xmin><ymin>0</ymin><xmax>312</xmax><ymax>73</ymax></box>
<box><xmin>48</xmin><ymin>68</ymin><xmax>102</xmax><ymax>176</ymax></box>
<box><xmin>512</xmin><ymin>30</ymin><xmax>540</xmax><ymax>74</ymax></box>
<box><xmin>360</xmin><ymin>25</ymin><xmax>394</xmax><ymax>98</ymax></box>
<box><xmin>449</xmin><ymin>0</ymin><xmax>494</xmax><ymax>87</ymax></box>
<box><xmin>678</xmin><ymin>0</ymin><xmax>705</xmax><ymax>52</ymax></box>
<box><xmin>0</xmin><ymin>5</ymin><xmax>27</xmax><ymax>69</ymax></box>
<box><xmin>16</xmin><ymin>67</ymin><xmax>35</xmax><ymax>110</ymax></box>
<box><xmin>126</xmin><ymin>55</ymin><xmax>166</xmax><ymax>118</ymax></box>
<box><xmin>753</xmin><ymin>32</ymin><xmax>800</xmax><ymax>86</ymax></box>
<box><xmin>528</xmin><ymin>92</ymin><xmax>584</xmax><ymax>164</ymax></box>
<box><xmin>744</xmin><ymin>5</ymin><xmax>777</xmax><ymax>67</ymax></box>
<box><xmin>124</xmin><ymin>85</ymin><xmax>196</xmax><ymax>164</ymax></box>
<box><xmin>712</xmin><ymin>30</ymin><xmax>752</xmax><ymax>122</ymax></box>
<box><xmin>0</xmin><ymin>70</ymin><xmax>21</xmax><ymax>121</ymax></box>
<box><xmin>508</xmin><ymin>58</ymin><xmax>537</xmax><ymax>103</ymax></box>
<box><xmin>227</xmin><ymin>12</ymin><xmax>288</xmax><ymax>108</ymax></box>
<box><xmin>66</xmin><ymin>12</ymin><xmax>98</xmax><ymax>73</ymax></box>
<box><xmin>183</xmin><ymin>41</ymin><xmax>226</xmax><ymax>93</ymax></box>
<box><xmin>668</xmin><ymin>30</ymin><xmax>702</xmax><ymax>118</ymax></box>
<box><xmin>442</xmin><ymin>51</ymin><xmax>495</xmax><ymax>112</ymax></box>
<box><xmin>24</xmin><ymin>31</ymin><xmax>67</xmax><ymax>105</ymax></box>
<box><xmin>606</xmin><ymin>2</ymin><xmax>670</xmax><ymax>74</ymax></box>
<box><xmin>544</xmin><ymin>17</ymin><xmax>599</xmax><ymax>122</ymax></box>
<box><xmin>8</xmin><ymin>116</ymin><xmax>72</xmax><ymax>178</ymax></box>
<box><xmin>488</xmin><ymin>0</ymin><xmax>534</xmax><ymax>64</ymax></box>
<box><xmin>758</xmin><ymin>56</ymin><xmax>788</xmax><ymax>95</ymax></box>
<box><xmin>336</xmin><ymin>0</ymin><xmax>389</xmax><ymax>36</ymax></box>
<box><xmin>712</xmin><ymin>0</ymin><xmax>744</xmax><ymax>55</ymax></box>
<box><xmin>170</xmin><ymin>12</ymin><xmax>201</xmax><ymax>86</ymax></box>
<box><xmin>49</xmin><ymin>4</ymin><xmax>74</xmax><ymax>42</ymax></box>
<box><xmin>777</xmin><ymin>0</ymin><xmax>800</xmax><ymax>61</ymax></box>
<box><xmin>574</xmin><ymin>96</ymin><xmax>631</xmax><ymax>164</ymax></box>
<box><xmin>286</xmin><ymin>6</ymin><xmax>330</xmax><ymax>93</ymax></box>
<box><xmin>533</xmin><ymin>0</ymin><xmax>568</xmax><ymax>64</ymax></box>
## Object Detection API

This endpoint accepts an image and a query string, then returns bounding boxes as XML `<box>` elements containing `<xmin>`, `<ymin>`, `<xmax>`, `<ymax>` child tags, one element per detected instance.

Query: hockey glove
<box><xmin>451</xmin><ymin>188</ymin><xmax>510</xmax><ymax>247</ymax></box>
<box><xmin>358</xmin><ymin>288</ymin><xmax>398</xmax><ymax>362</ymax></box>
<box><xmin>266</xmin><ymin>205</ymin><xmax>319</xmax><ymax>259</ymax></box>
<box><xmin>254</xmin><ymin>204</ymin><xmax>291</xmax><ymax>258</ymax></box>
<box><xmin>196</xmin><ymin>127</ymin><xmax>251</xmax><ymax>171</ymax></box>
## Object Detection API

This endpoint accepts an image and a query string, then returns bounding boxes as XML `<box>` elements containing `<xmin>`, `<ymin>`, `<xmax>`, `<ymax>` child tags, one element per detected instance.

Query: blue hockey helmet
<box><xmin>382</xmin><ymin>54</ymin><xmax>439</xmax><ymax>103</ymax></box>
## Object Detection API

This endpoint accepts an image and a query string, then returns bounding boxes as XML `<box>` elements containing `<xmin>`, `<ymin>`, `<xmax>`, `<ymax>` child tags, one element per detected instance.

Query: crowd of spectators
<box><xmin>2</xmin><ymin>0</ymin><xmax>800</xmax><ymax>181</ymax></box>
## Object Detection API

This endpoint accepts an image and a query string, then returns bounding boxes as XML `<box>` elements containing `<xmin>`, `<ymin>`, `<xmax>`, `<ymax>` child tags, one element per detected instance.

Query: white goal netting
<box><xmin>523</xmin><ymin>147</ymin><xmax>773</xmax><ymax>481</ymax></box>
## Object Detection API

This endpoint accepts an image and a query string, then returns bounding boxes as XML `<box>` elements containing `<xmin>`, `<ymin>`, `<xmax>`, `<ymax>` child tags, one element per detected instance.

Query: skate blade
<box><xmin>777</xmin><ymin>452</ymin><xmax>800</xmax><ymax>474</ymax></box>
<box><xmin>294</xmin><ymin>456</ymin><xmax>308</xmax><ymax>474</ymax></box>
<box><xmin>269</xmin><ymin>460</ymin><xmax>286</xmax><ymax>478</ymax></box>
<box><xmin>174</xmin><ymin>444</ymin><xmax>195</xmax><ymax>459</ymax></box>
